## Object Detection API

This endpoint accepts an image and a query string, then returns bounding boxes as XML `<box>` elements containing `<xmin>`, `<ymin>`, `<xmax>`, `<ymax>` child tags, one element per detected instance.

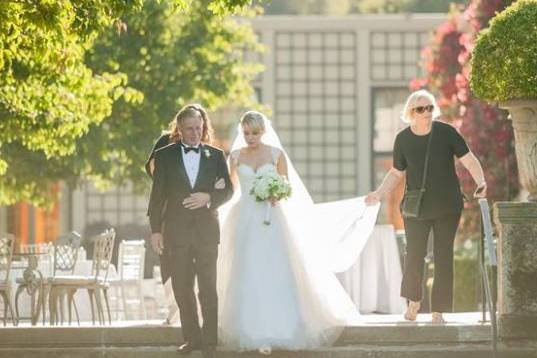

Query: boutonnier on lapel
<box><xmin>203</xmin><ymin>148</ymin><xmax>211</xmax><ymax>158</ymax></box>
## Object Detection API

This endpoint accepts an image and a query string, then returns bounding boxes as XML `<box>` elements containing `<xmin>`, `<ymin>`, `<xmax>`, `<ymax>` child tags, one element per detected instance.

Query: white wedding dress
<box><xmin>217</xmin><ymin>146</ymin><xmax>375</xmax><ymax>351</ymax></box>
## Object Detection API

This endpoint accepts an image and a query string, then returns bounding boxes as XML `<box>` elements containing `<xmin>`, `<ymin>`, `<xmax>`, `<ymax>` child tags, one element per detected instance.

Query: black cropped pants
<box><xmin>401</xmin><ymin>212</ymin><xmax>461</xmax><ymax>313</ymax></box>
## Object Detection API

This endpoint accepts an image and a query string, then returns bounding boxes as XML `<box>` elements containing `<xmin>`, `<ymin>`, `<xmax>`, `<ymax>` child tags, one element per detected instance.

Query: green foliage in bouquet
<box><xmin>250</xmin><ymin>172</ymin><xmax>292</xmax><ymax>202</ymax></box>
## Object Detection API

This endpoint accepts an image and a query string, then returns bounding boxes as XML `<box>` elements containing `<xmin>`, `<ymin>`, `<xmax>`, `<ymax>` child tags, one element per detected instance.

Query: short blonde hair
<box><xmin>240</xmin><ymin>110</ymin><xmax>266</xmax><ymax>133</ymax></box>
<box><xmin>401</xmin><ymin>89</ymin><xmax>441</xmax><ymax>124</ymax></box>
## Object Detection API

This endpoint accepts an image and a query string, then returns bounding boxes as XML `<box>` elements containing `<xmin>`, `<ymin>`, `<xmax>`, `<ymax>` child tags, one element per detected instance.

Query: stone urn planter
<box><xmin>470</xmin><ymin>0</ymin><xmax>537</xmax><ymax>202</ymax></box>
<box><xmin>501</xmin><ymin>100</ymin><xmax>537</xmax><ymax>202</ymax></box>
<box><xmin>469</xmin><ymin>0</ymin><xmax>537</xmax><ymax>342</ymax></box>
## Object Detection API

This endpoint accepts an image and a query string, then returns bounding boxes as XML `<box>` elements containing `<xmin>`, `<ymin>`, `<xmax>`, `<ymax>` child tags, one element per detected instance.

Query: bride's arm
<box><xmin>214</xmin><ymin>154</ymin><xmax>238</xmax><ymax>191</ymax></box>
<box><xmin>228</xmin><ymin>156</ymin><xmax>239</xmax><ymax>188</ymax></box>
<box><xmin>270</xmin><ymin>151</ymin><xmax>289</xmax><ymax>206</ymax></box>
<box><xmin>276</xmin><ymin>150</ymin><xmax>288</xmax><ymax>177</ymax></box>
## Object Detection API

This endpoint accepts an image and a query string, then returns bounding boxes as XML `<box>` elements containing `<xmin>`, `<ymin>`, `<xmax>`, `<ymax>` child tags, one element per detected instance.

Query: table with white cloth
<box><xmin>337</xmin><ymin>224</ymin><xmax>407</xmax><ymax>314</ymax></box>
<box><xmin>10</xmin><ymin>258</ymin><xmax>117</xmax><ymax>324</ymax></box>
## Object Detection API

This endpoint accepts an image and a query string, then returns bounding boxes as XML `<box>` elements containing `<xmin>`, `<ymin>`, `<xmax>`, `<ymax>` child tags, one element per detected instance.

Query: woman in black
<box><xmin>365</xmin><ymin>90</ymin><xmax>487</xmax><ymax>323</ymax></box>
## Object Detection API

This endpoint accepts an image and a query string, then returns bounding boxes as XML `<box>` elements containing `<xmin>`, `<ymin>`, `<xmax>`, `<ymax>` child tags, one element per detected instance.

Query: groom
<box><xmin>148</xmin><ymin>105</ymin><xmax>233</xmax><ymax>358</ymax></box>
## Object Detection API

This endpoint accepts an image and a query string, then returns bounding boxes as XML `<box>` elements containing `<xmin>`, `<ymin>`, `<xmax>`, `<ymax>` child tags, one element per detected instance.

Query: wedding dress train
<box><xmin>217</xmin><ymin>146</ymin><xmax>380</xmax><ymax>350</ymax></box>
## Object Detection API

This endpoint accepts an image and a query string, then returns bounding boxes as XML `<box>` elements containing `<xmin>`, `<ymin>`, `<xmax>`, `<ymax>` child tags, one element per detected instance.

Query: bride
<box><xmin>217</xmin><ymin>111</ymin><xmax>380</xmax><ymax>353</ymax></box>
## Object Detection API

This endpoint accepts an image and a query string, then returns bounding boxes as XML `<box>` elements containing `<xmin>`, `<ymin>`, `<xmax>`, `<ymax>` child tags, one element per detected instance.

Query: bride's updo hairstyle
<box><xmin>240</xmin><ymin>111</ymin><xmax>266</xmax><ymax>134</ymax></box>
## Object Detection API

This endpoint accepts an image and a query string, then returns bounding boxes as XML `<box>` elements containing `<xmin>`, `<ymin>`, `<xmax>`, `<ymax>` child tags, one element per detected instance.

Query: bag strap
<box><xmin>419</xmin><ymin>122</ymin><xmax>434</xmax><ymax>192</ymax></box>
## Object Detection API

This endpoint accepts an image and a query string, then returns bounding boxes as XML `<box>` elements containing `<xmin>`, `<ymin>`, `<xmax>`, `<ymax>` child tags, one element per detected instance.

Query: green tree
<box><xmin>0</xmin><ymin>0</ymin><xmax>140</xmax><ymax>206</ymax></box>
<box><xmin>84</xmin><ymin>0</ymin><xmax>263</xmax><ymax>192</ymax></box>
<box><xmin>0</xmin><ymin>0</ymin><xmax>260</xmax><ymax>206</ymax></box>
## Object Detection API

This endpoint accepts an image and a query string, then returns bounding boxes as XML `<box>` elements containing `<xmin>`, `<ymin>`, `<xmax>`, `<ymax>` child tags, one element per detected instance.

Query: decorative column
<box><xmin>494</xmin><ymin>202</ymin><xmax>537</xmax><ymax>340</ymax></box>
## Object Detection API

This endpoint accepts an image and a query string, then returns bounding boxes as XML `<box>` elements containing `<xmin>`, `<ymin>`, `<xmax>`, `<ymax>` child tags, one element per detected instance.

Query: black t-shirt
<box><xmin>393</xmin><ymin>121</ymin><xmax>469</xmax><ymax>219</ymax></box>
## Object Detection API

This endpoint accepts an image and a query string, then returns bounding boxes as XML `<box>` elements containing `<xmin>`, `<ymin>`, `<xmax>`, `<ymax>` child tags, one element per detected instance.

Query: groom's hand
<box><xmin>183</xmin><ymin>192</ymin><xmax>211</xmax><ymax>209</ymax></box>
<box><xmin>151</xmin><ymin>233</ymin><xmax>164</xmax><ymax>255</ymax></box>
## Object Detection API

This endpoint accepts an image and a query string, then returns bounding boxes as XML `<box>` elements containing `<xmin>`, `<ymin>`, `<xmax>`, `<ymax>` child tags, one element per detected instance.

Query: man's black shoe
<box><xmin>177</xmin><ymin>342</ymin><xmax>201</xmax><ymax>354</ymax></box>
<box><xmin>202</xmin><ymin>346</ymin><xmax>216</xmax><ymax>358</ymax></box>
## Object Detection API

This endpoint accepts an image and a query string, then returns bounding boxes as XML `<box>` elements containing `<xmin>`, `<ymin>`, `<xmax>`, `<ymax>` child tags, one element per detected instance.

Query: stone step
<box><xmin>338</xmin><ymin>324</ymin><xmax>490</xmax><ymax>345</ymax></box>
<box><xmin>1</xmin><ymin>343</ymin><xmax>537</xmax><ymax>358</ymax></box>
<box><xmin>0</xmin><ymin>323</ymin><xmax>491</xmax><ymax>348</ymax></box>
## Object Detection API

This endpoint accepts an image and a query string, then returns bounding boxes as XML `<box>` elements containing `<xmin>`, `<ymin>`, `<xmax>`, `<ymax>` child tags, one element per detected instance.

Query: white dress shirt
<box><xmin>181</xmin><ymin>143</ymin><xmax>201</xmax><ymax>188</ymax></box>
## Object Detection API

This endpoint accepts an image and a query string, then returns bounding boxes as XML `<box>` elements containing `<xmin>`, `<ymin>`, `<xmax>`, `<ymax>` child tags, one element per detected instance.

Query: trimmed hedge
<box><xmin>453</xmin><ymin>256</ymin><xmax>481</xmax><ymax>312</ymax></box>
<box><xmin>470</xmin><ymin>0</ymin><xmax>537</xmax><ymax>102</ymax></box>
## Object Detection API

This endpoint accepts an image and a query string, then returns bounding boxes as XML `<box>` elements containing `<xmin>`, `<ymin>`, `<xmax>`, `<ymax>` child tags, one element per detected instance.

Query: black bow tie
<box><xmin>182</xmin><ymin>144</ymin><xmax>200</xmax><ymax>154</ymax></box>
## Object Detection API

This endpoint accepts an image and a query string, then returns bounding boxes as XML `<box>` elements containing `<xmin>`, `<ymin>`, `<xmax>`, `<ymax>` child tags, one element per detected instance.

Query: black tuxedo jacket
<box><xmin>148</xmin><ymin>142</ymin><xmax>233</xmax><ymax>246</ymax></box>
<box><xmin>145</xmin><ymin>133</ymin><xmax>170</xmax><ymax>178</ymax></box>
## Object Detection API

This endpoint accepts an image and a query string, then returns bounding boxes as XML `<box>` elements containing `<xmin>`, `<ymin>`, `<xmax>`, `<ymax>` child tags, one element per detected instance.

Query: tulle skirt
<box><xmin>217</xmin><ymin>197</ymin><xmax>361</xmax><ymax>350</ymax></box>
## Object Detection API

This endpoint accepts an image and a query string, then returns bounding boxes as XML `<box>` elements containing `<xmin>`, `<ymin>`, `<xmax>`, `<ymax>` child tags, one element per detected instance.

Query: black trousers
<box><xmin>401</xmin><ymin>212</ymin><xmax>461</xmax><ymax>313</ymax></box>
<box><xmin>159</xmin><ymin>251</ymin><xmax>172</xmax><ymax>283</ymax></box>
<box><xmin>169</xmin><ymin>242</ymin><xmax>218</xmax><ymax>347</ymax></box>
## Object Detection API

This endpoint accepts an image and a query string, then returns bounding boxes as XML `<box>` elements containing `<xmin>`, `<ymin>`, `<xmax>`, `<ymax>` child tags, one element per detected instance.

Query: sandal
<box><xmin>404</xmin><ymin>301</ymin><xmax>420</xmax><ymax>321</ymax></box>
<box><xmin>432</xmin><ymin>312</ymin><xmax>446</xmax><ymax>324</ymax></box>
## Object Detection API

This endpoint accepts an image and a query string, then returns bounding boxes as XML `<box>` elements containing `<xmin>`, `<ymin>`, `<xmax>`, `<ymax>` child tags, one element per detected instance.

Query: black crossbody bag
<box><xmin>401</xmin><ymin>124</ymin><xmax>434</xmax><ymax>219</ymax></box>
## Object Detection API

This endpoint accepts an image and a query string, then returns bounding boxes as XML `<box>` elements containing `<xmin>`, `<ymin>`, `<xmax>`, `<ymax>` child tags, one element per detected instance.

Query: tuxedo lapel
<box><xmin>173</xmin><ymin>144</ymin><xmax>191</xmax><ymax>189</ymax></box>
<box><xmin>193</xmin><ymin>144</ymin><xmax>208</xmax><ymax>191</ymax></box>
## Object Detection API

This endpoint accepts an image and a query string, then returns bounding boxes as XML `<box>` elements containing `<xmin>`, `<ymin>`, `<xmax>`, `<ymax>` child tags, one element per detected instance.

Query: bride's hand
<box><xmin>365</xmin><ymin>191</ymin><xmax>381</xmax><ymax>206</ymax></box>
<box><xmin>269</xmin><ymin>197</ymin><xmax>278</xmax><ymax>206</ymax></box>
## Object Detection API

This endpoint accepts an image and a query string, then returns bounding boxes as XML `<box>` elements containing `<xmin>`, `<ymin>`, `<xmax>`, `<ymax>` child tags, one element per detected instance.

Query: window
<box><xmin>84</xmin><ymin>182</ymin><xmax>148</xmax><ymax>229</ymax></box>
<box><xmin>274</xmin><ymin>31</ymin><xmax>358</xmax><ymax>202</ymax></box>
<box><xmin>370</xmin><ymin>31</ymin><xmax>429</xmax><ymax>81</ymax></box>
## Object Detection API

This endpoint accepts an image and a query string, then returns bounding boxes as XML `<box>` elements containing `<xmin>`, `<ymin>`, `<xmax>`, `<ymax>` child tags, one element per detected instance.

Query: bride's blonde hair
<box><xmin>240</xmin><ymin>111</ymin><xmax>266</xmax><ymax>133</ymax></box>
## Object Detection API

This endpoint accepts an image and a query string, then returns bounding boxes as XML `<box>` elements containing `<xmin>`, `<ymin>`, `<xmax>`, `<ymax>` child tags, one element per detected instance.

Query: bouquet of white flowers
<box><xmin>249</xmin><ymin>171</ymin><xmax>292</xmax><ymax>225</ymax></box>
